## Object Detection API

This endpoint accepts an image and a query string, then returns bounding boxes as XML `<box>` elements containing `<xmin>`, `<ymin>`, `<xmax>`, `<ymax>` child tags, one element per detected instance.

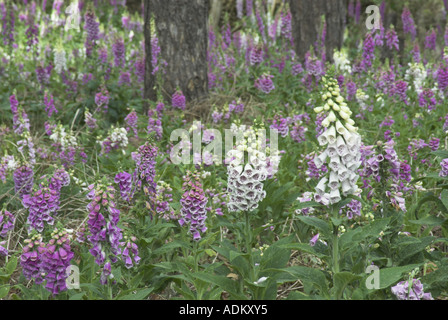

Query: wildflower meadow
<box><xmin>1</xmin><ymin>0</ymin><xmax>448</xmax><ymax>304</ymax></box>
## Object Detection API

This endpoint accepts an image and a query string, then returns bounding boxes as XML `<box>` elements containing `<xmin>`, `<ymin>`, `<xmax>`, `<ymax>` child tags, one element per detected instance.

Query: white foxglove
<box><xmin>312</xmin><ymin>77</ymin><xmax>363</xmax><ymax>203</ymax></box>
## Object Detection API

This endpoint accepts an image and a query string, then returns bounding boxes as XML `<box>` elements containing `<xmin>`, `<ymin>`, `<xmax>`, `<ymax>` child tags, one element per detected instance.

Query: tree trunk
<box><xmin>209</xmin><ymin>0</ymin><xmax>223</xmax><ymax>31</ymax></box>
<box><xmin>149</xmin><ymin>0</ymin><xmax>209</xmax><ymax>106</ymax></box>
<box><xmin>143</xmin><ymin>0</ymin><xmax>156</xmax><ymax>113</ymax></box>
<box><xmin>289</xmin><ymin>0</ymin><xmax>347</xmax><ymax>63</ymax></box>
<box><xmin>324</xmin><ymin>0</ymin><xmax>347</xmax><ymax>63</ymax></box>
<box><xmin>289</xmin><ymin>0</ymin><xmax>323</xmax><ymax>62</ymax></box>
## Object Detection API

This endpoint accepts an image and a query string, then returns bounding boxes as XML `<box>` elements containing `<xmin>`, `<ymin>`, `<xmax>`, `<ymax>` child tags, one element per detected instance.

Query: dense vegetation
<box><xmin>1</xmin><ymin>0</ymin><xmax>448</xmax><ymax>300</ymax></box>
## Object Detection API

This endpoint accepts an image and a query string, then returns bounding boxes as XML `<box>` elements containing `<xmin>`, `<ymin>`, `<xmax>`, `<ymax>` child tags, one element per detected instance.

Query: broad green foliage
<box><xmin>0</xmin><ymin>1</ymin><xmax>448</xmax><ymax>301</ymax></box>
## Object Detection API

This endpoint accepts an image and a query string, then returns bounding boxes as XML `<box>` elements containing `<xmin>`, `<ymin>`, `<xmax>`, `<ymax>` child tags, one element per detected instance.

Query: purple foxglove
<box><xmin>179</xmin><ymin>171</ymin><xmax>208</xmax><ymax>241</ymax></box>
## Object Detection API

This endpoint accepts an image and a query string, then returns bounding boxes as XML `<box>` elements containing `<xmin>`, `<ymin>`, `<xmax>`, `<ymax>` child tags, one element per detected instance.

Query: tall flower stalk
<box><xmin>313</xmin><ymin>76</ymin><xmax>362</xmax><ymax>205</ymax></box>
<box><xmin>179</xmin><ymin>170</ymin><xmax>208</xmax><ymax>241</ymax></box>
<box><xmin>86</xmin><ymin>183</ymin><xmax>123</xmax><ymax>285</ymax></box>
<box><xmin>312</xmin><ymin>74</ymin><xmax>363</xmax><ymax>284</ymax></box>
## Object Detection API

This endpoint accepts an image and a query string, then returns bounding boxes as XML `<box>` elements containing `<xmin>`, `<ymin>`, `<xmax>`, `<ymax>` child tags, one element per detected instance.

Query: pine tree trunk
<box><xmin>148</xmin><ymin>0</ymin><xmax>209</xmax><ymax>106</ymax></box>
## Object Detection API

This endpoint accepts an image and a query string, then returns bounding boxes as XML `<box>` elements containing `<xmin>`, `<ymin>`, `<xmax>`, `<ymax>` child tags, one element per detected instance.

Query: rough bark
<box><xmin>289</xmin><ymin>0</ymin><xmax>323</xmax><ymax>62</ymax></box>
<box><xmin>149</xmin><ymin>0</ymin><xmax>209</xmax><ymax>104</ymax></box>
<box><xmin>289</xmin><ymin>0</ymin><xmax>347</xmax><ymax>63</ymax></box>
<box><xmin>324</xmin><ymin>0</ymin><xmax>347</xmax><ymax>62</ymax></box>
<box><xmin>143</xmin><ymin>0</ymin><xmax>156</xmax><ymax>113</ymax></box>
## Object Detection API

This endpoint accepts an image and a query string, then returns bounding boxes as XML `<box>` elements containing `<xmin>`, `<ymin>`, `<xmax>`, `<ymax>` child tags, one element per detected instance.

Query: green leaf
<box><xmin>441</xmin><ymin>189</ymin><xmax>448</xmax><ymax>212</ymax></box>
<box><xmin>408</xmin><ymin>216</ymin><xmax>446</xmax><ymax>227</ymax></box>
<box><xmin>229</xmin><ymin>250</ymin><xmax>247</xmax><ymax>262</ymax></box>
<box><xmin>396</xmin><ymin>237</ymin><xmax>434</xmax><ymax>264</ymax></box>
<box><xmin>294</xmin><ymin>201</ymin><xmax>322</xmax><ymax>210</ymax></box>
<box><xmin>69</xmin><ymin>292</ymin><xmax>87</xmax><ymax>300</ymax></box>
<box><xmin>5</xmin><ymin>257</ymin><xmax>18</xmax><ymax>275</ymax></box>
<box><xmin>117</xmin><ymin>287</ymin><xmax>153</xmax><ymax>300</ymax></box>
<box><xmin>260</xmin><ymin>244</ymin><xmax>291</xmax><ymax>271</ymax></box>
<box><xmin>173</xmin><ymin>284</ymin><xmax>196</xmax><ymax>300</ymax></box>
<box><xmin>422</xmin><ymin>264</ymin><xmax>448</xmax><ymax>289</ymax></box>
<box><xmin>286</xmin><ymin>291</ymin><xmax>313</xmax><ymax>300</ymax></box>
<box><xmin>376</xmin><ymin>264</ymin><xmax>422</xmax><ymax>289</ymax></box>
<box><xmin>205</xmin><ymin>249</ymin><xmax>216</xmax><ymax>257</ymax></box>
<box><xmin>152</xmin><ymin>240</ymin><xmax>190</xmax><ymax>256</ymax></box>
<box><xmin>297</xmin><ymin>216</ymin><xmax>331</xmax><ymax>237</ymax></box>
<box><xmin>192</xmin><ymin>272</ymin><xmax>246</xmax><ymax>300</ymax></box>
<box><xmin>413</xmin><ymin>192</ymin><xmax>448</xmax><ymax>219</ymax></box>
<box><xmin>331</xmin><ymin>217</ymin><xmax>343</xmax><ymax>227</ymax></box>
<box><xmin>0</xmin><ymin>285</ymin><xmax>9</xmax><ymax>299</ymax></box>
<box><xmin>339</xmin><ymin>218</ymin><xmax>390</xmax><ymax>251</ymax></box>
<box><xmin>333</xmin><ymin>272</ymin><xmax>361</xmax><ymax>299</ymax></box>
<box><xmin>432</xmin><ymin>150</ymin><xmax>448</xmax><ymax>159</ymax></box>
<box><xmin>268</xmin><ymin>266</ymin><xmax>329</xmax><ymax>297</ymax></box>
<box><xmin>278</xmin><ymin>242</ymin><xmax>327</xmax><ymax>259</ymax></box>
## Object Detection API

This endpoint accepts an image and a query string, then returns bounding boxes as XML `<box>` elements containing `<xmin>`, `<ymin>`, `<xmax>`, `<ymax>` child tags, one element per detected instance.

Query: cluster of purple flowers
<box><xmin>440</xmin><ymin>158</ymin><xmax>448</xmax><ymax>177</ymax></box>
<box><xmin>255</xmin><ymin>73</ymin><xmax>275</xmax><ymax>94</ymax></box>
<box><xmin>120</xmin><ymin>236</ymin><xmax>140</xmax><ymax>269</ymax></box>
<box><xmin>362</xmin><ymin>141</ymin><xmax>411</xmax><ymax>212</ymax></box>
<box><xmin>418</xmin><ymin>89</ymin><xmax>437</xmax><ymax>111</ymax></box>
<box><xmin>0</xmin><ymin>155</ymin><xmax>14</xmax><ymax>183</ymax></box>
<box><xmin>171</xmin><ymin>90</ymin><xmax>186</xmax><ymax>110</ymax></box>
<box><xmin>249</xmin><ymin>45</ymin><xmax>264</xmax><ymax>65</ymax></box>
<box><xmin>212</xmin><ymin>100</ymin><xmax>245</xmax><ymax>124</ymax></box>
<box><xmin>155</xmin><ymin>181</ymin><xmax>176</xmax><ymax>221</ymax></box>
<box><xmin>424</xmin><ymin>29</ymin><xmax>437</xmax><ymax>51</ymax></box>
<box><xmin>20</xmin><ymin>229</ymin><xmax>75</xmax><ymax>296</ymax></box>
<box><xmin>401</xmin><ymin>7</ymin><xmax>417</xmax><ymax>40</ymax></box>
<box><xmin>391</xmin><ymin>279</ymin><xmax>433</xmax><ymax>300</ymax></box>
<box><xmin>86</xmin><ymin>184</ymin><xmax>123</xmax><ymax>285</ymax></box>
<box><xmin>22</xmin><ymin>185</ymin><xmax>60</xmax><ymax>233</ymax></box>
<box><xmin>95</xmin><ymin>85</ymin><xmax>110</xmax><ymax>112</ymax></box>
<box><xmin>114</xmin><ymin>171</ymin><xmax>133</xmax><ymax>202</ymax></box>
<box><xmin>44</xmin><ymin>92</ymin><xmax>57</xmax><ymax>118</ymax></box>
<box><xmin>179</xmin><ymin>171</ymin><xmax>208</xmax><ymax>241</ymax></box>
<box><xmin>385</xmin><ymin>28</ymin><xmax>399</xmax><ymax>51</ymax></box>
<box><xmin>84</xmin><ymin>9</ymin><xmax>99</xmax><ymax>56</ymax></box>
<box><xmin>21</xmin><ymin>234</ymin><xmax>46</xmax><ymax>285</ymax></box>
<box><xmin>340</xmin><ymin>198</ymin><xmax>362</xmax><ymax>219</ymax></box>
<box><xmin>133</xmin><ymin>142</ymin><xmax>159</xmax><ymax>213</ymax></box>
<box><xmin>84</xmin><ymin>110</ymin><xmax>98</xmax><ymax>130</ymax></box>
<box><xmin>112</xmin><ymin>36</ymin><xmax>126</xmax><ymax>68</ymax></box>
<box><xmin>10</xmin><ymin>94</ymin><xmax>30</xmax><ymax>135</ymax></box>
<box><xmin>25</xmin><ymin>15</ymin><xmax>38</xmax><ymax>53</ymax></box>
<box><xmin>290</xmin><ymin>120</ymin><xmax>308</xmax><ymax>143</ymax></box>
<box><xmin>270</xmin><ymin>115</ymin><xmax>290</xmax><ymax>138</ymax></box>
<box><xmin>41</xmin><ymin>229</ymin><xmax>75</xmax><ymax>295</ymax></box>
<box><xmin>147</xmin><ymin>106</ymin><xmax>163</xmax><ymax>140</ymax></box>
<box><xmin>13</xmin><ymin>165</ymin><xmax>34</xmax><ymax>199</ymax></box>
<box><xmin>360</xmin><ymin>32</ymin><xmax>375</xmax><ymax>71</ymax></box>
<box><xmin>407</xmin><ymin>138</ymin><xmax>429</xmax><ymax>160</ymax></box>
<box><xmin>1</xmin><ymin>2</ymin><xmax>15</xmax><ymax>47</ymax></box>
<box><xmin>0</xmin><ymin>209</ymin><xmax>15</xmax><ymax>256</ymax></box>
<box><xmin>124</xmin><ymin>109</ymin><xmax>138</xmax><ymax>137</ymax></box>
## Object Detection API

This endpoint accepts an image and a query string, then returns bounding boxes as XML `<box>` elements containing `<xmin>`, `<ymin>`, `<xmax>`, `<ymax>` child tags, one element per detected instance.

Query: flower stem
<box><xmin>332</xmin><ymin>205</ymin><xmax>340</xmax><ymax>275</ymax></box>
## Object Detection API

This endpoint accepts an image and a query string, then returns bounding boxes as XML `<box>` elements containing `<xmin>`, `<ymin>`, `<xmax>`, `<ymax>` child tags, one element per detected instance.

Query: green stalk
<box><xmin>244</xmin><ymin>211</ymin><xmax>251</xmax><ymax>254</ymax></box>
<box><xmin>332</xmin><ymin>205</ymin><xmax>340</xmax><ymax>275</ymax></box>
